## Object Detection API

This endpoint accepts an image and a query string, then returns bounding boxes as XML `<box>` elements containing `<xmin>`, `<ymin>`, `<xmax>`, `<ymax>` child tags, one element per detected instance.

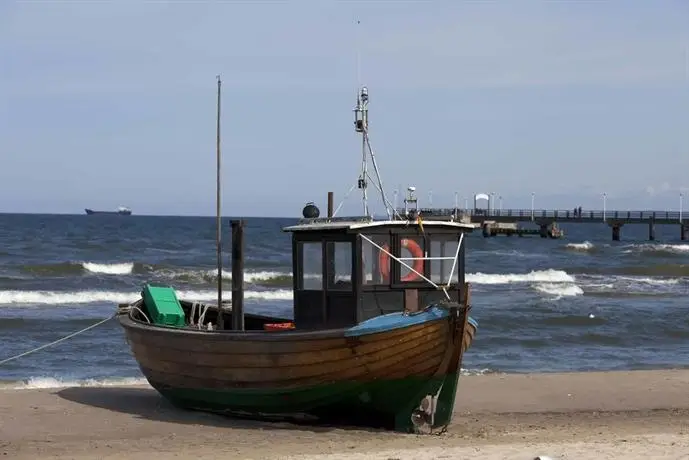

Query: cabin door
<box><xmin>293</xmin><ymin>239</ymin><xmax>357</xmax><ymax>329</ymax></box>
<box><xmin>324</xmin><ymin>241</ymin><xmax>357</xmax><ymax>327</ymax></box>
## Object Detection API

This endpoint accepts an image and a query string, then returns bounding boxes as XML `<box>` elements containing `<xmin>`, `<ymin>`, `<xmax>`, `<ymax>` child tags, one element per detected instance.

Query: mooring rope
<box><xmin>0</xmin><ymin>314</ymin><xmax>116</xmax><ymax>366</ymax></box>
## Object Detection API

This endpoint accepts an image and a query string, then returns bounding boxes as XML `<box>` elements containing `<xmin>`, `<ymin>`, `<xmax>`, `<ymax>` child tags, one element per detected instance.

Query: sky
<box><xmin>1</xmin><ymin>0</ymin><xmax>688</xmax><ymax>217</ymax></box>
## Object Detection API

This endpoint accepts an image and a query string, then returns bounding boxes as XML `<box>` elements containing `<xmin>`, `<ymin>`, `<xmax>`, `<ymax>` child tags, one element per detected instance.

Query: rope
<box><xmin>190</xmin><ymin>301</ymin><xmax>199</xmax><ymax>326</ymax></box>
<box><xmin>0</xmin><ymin>314</ymin><xmax>115</xmax><ymax>366</ymax></box>
<box><xmin>130</xmin><ymin>306</ymin><xmax>151</xmax><ymax>323</ymax></box>
<box><xmin>198</xmin><ymin>303</ymin><xmax>210</xmax><ymax>329</ymax></box>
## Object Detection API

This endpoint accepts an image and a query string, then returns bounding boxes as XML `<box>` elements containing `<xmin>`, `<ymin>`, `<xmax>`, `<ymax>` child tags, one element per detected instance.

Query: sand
<box><xmin>1</xmin><ymin>369</ymin><xmax>688</xmax><ymax>459</ymax></box>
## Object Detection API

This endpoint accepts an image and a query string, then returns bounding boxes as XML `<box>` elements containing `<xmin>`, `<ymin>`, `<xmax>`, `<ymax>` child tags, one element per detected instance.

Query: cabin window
<box><xmin>301</xmin><ymin>242</ymin><xmax>322</xmax><ymax>289</ymax></box>
<box><xmin>399</xmin><ymin>236</ymin><xmax>426</xmax><ymax>283</ymax></box>
<box><xmin>360</xmin><ymin>234</ymin><xmax>391</xmax><ymax>285</ymax></box>
<box><xmin>327</xmin><ymin>241</ymin><xmax>353</xmax><ymax>290</ymax></box>
<box><xmin>430</xmin><ymin>236</ymin><xmax>461</xmax><ymax>284</ymax></box>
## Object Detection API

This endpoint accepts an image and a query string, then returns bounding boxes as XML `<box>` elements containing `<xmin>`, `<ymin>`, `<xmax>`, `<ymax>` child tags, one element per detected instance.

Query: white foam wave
<box><xmin>467</xmin><ymin>269</ymin><xmax>575</xmax><ymax>285</ymax></box>
<box><xmin>4</xmin><ymin>376</ymin><xmax>149</xmax><ymax>390</ymax></box>
<box><xmin>566</xmin><ymin>241</ymin><xmax>594</xmax><ymax>251</ymax></box>
<box><xmin>575</xmin><ymin>274</ymin><xmax>683</xmax><ymax>296</ymax></box>
<box><xmin>617</xmin><ymin>276</ymin><xmax>679</xmax><ymax>286</ymax></box>
<box><xmin>5</xmin><ymin>372</ymin><xmax>492</xmax><ymax>391</ymax></box>
<box><xmin>460</xmin><ymin>368</ymin><xmax>494</xmax><ymax>376</ymax></box>
<box><xmin>207</xmin><ymin>269</ymin><xmax>289</xmax><ymax>282</ymax></box>
<box><xmin>533</xmin><ymin>283</ymin><xmax>584</xmax><ymax>298</ymax></box>
<box><xmin>622</xmin><ymin>243</ymin><xmax>689</xmax><ymax>254</ymax></box>
<box><xmin>82</xmin><ymin>262</ymin><xmax>134</xmax><ymax>275</ymax></box>
<box><xmin>0</xmin><ymin>289</ymin><xmax>293</xmax><ymax>305</ymax></box>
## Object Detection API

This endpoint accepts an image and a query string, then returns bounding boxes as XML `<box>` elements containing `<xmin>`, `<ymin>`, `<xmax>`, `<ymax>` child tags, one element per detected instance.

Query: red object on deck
<box><xmin>263</xmin><ymin>322</ymin><xmax>295</xmax><ymax>331</ymax></box>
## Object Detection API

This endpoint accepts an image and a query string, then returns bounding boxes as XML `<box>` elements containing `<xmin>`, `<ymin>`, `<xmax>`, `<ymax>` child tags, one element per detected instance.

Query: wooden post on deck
<box><xmin>461</xmin><ymin>282</ymin><xmax>471</xmax><ymax>307</ymax></box>
<box><xmin>231</xmin><ymin>220</ymin><xmax>245</xmax><ymax>331</ymax></box>
<box><xmin>327</xmin><ymin>191</ymin><xmax>334</xmax><ymax>218</ymax></box>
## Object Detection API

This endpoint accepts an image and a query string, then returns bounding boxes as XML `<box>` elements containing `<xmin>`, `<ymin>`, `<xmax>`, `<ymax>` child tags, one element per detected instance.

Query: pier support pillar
<box><xmin>539</xmin><ymin>224</ymin><xmax>548</xmax><ymax>238</ymax></box>
<box><xmin>682</xmin><ymin>224</ymin><xmax>687</xmax><ymax>241</ymax></box>
<box><xmin>482</xmin><ymin>222</ymin><xmax>492</xmax><ymax>238</ymax></box>
<box><xmin>648</xmin><ymin>221</ymin><xmax>656</xmax><ymax>241</ymax></box>
<box><xmin>611</xmin><ymin>224</ymin><xmax>622</xmax><ymax>241</ymax></box>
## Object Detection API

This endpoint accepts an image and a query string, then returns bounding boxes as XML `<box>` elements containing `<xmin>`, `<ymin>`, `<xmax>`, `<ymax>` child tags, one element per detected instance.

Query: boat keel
<box><xmin>146</xmin><ymin>372</ymin><xmax>461</xmax><ymax>434</ymax></box>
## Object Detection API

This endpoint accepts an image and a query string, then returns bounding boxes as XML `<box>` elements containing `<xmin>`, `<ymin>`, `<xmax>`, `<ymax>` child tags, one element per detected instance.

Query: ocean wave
<box><xmin>473</xmin><ymin>249</ymin><xmax>546</xmax><ymax>259</ymax></box>
<box><xmin>466</xmin><ymin>269</ymin><xmax>575</xmax><ymax>285</ymax></box>
<box><xmin>569</xmin><ymin>263</ymin><xmax>689</xmax><ymax>278</ymax></box>
<box><xmin>616</xmin><ymin>276</ymin><xmax>679</xmax><ymax>286</ymax></box>
<box><xmin>565</xmin><ymin>241</ymin><xmax>595</xmax><ymax>251</ymax></box>
<box><xmin>19</xmin><ymin>261</ymin><xmax>142</xmax><ymax>276</ymax></box>
<box><xmin>3</xmin><ymin>370</ymin><xmax>494</xmax><ymax>390</ymax></box>
<box><xmin>82</xmin><ymin>262</ymin><xmax>134</xmax><ymax>275</ymax></box>
<box><xmin>0</xmin><ymin>289</ymin><xmax>293</xmax><ymax>305</ymax></box>
<box><xmin>1</xmin><ymin>376</ymin><xmax>149</xmax><ymax>390</ymax></box>
<box><xmin>622</xmin><ymin>243</ymin><xmax>689</xmax><ymax>256</ymax></box>
<box><xmin>577</xmin><ymin>273</ymin><xmax>682</xmax><ymax>298</ymax></box>
<box><xmin>15</xmin><ymin>261</ymin><xmax>295</xmax><ymax>286</ymax></box>
<box><xmin>165</xmin><ymin>269</ymin><xmax>293</xmax><ymax>287</ymax></box>
<box><xmin>12</xmin><ymin>262</ymin><xmax>582</xmax><ymax>290</ymax></box>
<box><xmin>533</xmin><ymin>283</ymin><xmax>584</xmax><ymax>298</ymax></box>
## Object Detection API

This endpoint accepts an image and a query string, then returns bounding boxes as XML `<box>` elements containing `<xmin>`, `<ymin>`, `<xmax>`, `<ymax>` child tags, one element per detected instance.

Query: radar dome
<box><xmin>302</xmin><ymin>202</ymin><xmax>320</xmax><ymax>219</ymax></box>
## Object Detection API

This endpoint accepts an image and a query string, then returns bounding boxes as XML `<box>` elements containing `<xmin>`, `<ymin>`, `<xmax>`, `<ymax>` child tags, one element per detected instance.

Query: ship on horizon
<box><xmin>84</xmin><ymin>206</ymin><xmax>132</xmax><ymax>216</ymax></box>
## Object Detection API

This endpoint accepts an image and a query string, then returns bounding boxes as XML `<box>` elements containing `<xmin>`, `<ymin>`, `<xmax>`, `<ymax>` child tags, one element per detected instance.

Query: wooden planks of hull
<box><xmin>122</xmin><ymin>320</ymin><xmax>451</xmax><ymax>389</ymax></box>
<box><xmin>125</xmin><ymin>320</ymin><xmax>444</xmax><ymax>366</ymax></box>
<box><xmin>462</xmin><ymin>319</ymin><xmax>477</xmax><ymax>353</ymax></box>
<box><xmin>140</xmin><ymin>347</ymin><xmax>450</xmax><ymax>417</ymax></box>
<box><xmin>121</xmin><ymin>315</ymin><xmax>444</xmax><ymax>354</ymax></box>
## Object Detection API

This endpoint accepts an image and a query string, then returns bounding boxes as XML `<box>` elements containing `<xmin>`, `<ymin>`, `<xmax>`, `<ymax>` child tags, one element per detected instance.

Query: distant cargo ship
<box><xmin>85</xmin><ymin>206</ymin><xmax>132</xmax><ymax>216</ymax></box>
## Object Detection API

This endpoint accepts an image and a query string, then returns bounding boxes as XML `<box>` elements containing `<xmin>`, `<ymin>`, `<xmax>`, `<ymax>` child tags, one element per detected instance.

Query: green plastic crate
<box><xmin>142</xmin><ymin>283</ymin><xmax>186</xmax><ymax>328</ymax></box>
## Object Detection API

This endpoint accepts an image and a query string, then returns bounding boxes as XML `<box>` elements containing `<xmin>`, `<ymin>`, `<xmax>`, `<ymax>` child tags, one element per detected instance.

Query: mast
<box><xmin>353</xmin><ymin>87</ymin><xmax>395</xmax><ymax>219</ymax></box>
<box><xmin>215</xmin><ymin>75</ymin><xmax>224</xmax><ymax>329</ymax></box>
<box><xmin>354</xmin><ymin>87</ymin><xmax>369</xmax><ymax>216</ymax></box>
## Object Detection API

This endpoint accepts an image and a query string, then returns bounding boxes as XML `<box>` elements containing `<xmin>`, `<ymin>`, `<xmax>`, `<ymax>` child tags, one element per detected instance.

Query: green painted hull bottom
<box><xmin>148</xmin><ymin>373</ymin><xmax>461</xmax><ymax>433</ymax></box>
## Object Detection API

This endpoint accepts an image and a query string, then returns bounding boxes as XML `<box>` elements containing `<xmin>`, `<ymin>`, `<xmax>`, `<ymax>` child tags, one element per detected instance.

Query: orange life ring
<box><xmin>379</xmin><ymin>239</ymin><xmax>424</xmax><ymax>282</ymax></box>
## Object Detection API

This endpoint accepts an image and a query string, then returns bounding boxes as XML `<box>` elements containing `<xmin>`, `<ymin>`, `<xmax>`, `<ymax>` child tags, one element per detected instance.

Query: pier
<box><xmin>480</xmin><ymin>221</ymin><xmax>564</xmax><ymax>238</ymax></box>
<box><xmin>406</xmin><ymin>208</ymin><xmax>687</xmax><ymax>241</ymax></box>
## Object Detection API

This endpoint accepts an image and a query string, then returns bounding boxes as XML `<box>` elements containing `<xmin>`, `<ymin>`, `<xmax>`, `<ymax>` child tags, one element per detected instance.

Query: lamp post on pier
<box><xmin>680</xmin><ymin>192</ymin><xmax>684</xmax><ymax>222</ymax></box>
<box><xmin>531</xmin><ymin>192</ymin><xmax>535</xmax><ymax>221</ymax></box>
<box><xmin>603</xmin><ymin>193</ymin><xmax>607</xmax><ymax>222</ymax></box>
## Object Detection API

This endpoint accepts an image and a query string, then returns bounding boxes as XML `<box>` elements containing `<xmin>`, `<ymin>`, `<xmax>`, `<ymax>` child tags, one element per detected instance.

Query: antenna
<box><xmin>355</xmin><ymin>19</ymin><xmax>362</xmax><ymax>86</ymax></box>
<box><xmin>215</xmin><ymin>75</ymin><xmax>224</xmax><ymax>329</ymax></box>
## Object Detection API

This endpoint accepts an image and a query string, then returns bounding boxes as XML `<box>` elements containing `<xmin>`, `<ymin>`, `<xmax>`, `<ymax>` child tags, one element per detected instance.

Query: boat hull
<box><xmin>149</xmin><ymin>373</ymin><xmax>449</xmax><ymax>427</ymax></box>
<box><xmin>85</xmin><ymin>208</ymin><xmax>132</xmax><ymax>215</ymax></box>
<box><xmin>118</xmin><ymin>303</ymin><xmax>474</xmax><ymax>432</ymax></box>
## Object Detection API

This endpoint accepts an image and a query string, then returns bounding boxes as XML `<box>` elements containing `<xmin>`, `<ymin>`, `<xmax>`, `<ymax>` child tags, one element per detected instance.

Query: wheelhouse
<box><xmin>282</xmin><ymin>216</ymin><xmax>474</xmax><ymax>330</ymax></box>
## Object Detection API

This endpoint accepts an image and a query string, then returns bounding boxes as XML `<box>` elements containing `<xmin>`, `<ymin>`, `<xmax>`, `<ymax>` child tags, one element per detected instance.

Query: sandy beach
<box><xmin>1</xmin><ymin>369</ymin><xmax>688</xmax><ymax>459</ymax></box>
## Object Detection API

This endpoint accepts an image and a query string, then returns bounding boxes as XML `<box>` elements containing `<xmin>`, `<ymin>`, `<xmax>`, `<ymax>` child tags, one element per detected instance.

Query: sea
<box><xmin>0</xmin><ymin>213</ymin><xmax>687</xmax><ymax>390</ymax></box>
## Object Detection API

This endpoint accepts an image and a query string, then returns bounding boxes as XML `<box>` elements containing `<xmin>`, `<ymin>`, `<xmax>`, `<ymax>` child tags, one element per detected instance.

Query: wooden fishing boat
<box><xmin>118</xmin><ymin>218</ymin><xmax>477</xmax><ymax>432</ymax></box>
<box><xmin>116</xmin><ymin>83</ymin><xmax>479</xmax><ymax>433</ymax></box>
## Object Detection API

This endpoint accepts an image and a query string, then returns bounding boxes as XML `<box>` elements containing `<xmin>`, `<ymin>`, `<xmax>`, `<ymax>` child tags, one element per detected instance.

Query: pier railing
<box><xmin>405</xmin><ymin>208</ymin><xmax>686</xmax><ymax>223</ymax></box>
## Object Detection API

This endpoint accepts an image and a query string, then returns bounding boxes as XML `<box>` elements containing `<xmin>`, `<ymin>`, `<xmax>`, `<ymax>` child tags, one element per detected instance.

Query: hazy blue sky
<box><xmin>1</xmin><ymin>0</ymin><xmax>687</xmax><ymax>216</ymax></box>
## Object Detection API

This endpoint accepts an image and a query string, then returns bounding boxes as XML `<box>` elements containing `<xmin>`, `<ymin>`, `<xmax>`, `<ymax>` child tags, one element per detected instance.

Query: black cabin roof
<box><xmin>282</xmin><ymin>217</ymin><xmax>477</xmax><ymax>233</ymax></box>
